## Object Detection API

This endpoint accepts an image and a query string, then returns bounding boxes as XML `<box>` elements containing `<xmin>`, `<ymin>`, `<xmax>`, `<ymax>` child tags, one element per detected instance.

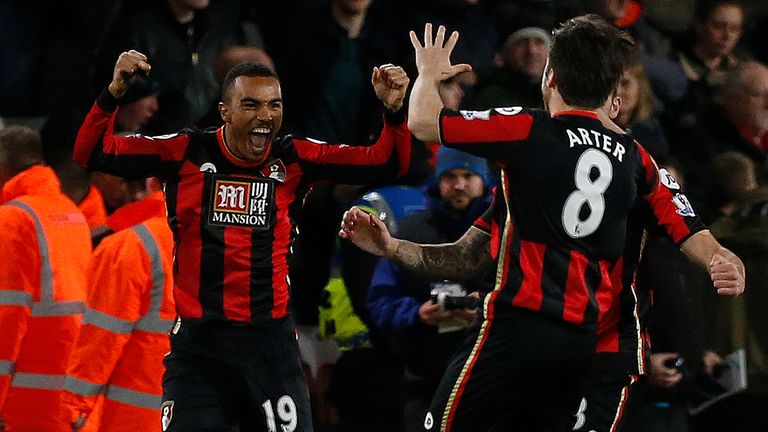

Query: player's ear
<box><xmin>610</xmin><ymin>96</ymin><xmax>622</xmax><ymax>119</ymax></box>
<box><xmin>545</xmin><ymin>68</ymin><xmax>556</xmax><ymax>89</ymax></box>
<box><xmin>219</xmin><ymin>102</ymin><xmax>231</xmax><ymax>124</ymax></box>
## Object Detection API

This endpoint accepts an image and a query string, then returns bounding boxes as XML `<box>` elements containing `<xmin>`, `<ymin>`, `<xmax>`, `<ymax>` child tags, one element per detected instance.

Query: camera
<box><xmin>431</xmin><ymin>291</ymin><xmax>481</xmax><ymax>310</ymax></box>
<box><xmin>663</xmin><ymin>357</ymin><xmax>685</xmax><ymax>371</ymax></box>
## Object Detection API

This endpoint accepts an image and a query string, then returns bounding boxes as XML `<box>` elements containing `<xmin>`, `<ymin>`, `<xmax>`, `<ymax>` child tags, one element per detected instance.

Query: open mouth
<box><xmin>248</xmin><ymin>127</ymin><xmax>272</xmax><ymax>152</ymax></box>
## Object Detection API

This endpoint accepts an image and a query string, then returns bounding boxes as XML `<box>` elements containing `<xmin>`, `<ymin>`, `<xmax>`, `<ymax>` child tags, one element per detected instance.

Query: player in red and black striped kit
<box><xmin>74</xmin><ymin>50</ymin><xmax>423</xmax><ymax>431</ymax></box>
<box><xmin>340</xmin><ymin>17</ymin><xmax>745</xmax><ymax>431</ymax></box>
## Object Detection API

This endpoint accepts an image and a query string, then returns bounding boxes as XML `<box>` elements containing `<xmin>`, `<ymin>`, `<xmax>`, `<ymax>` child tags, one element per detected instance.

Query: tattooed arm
<box><xmin>339</xmin><ymin>206</ymin><xmax>492</xmax><ymax>280</ymax></box>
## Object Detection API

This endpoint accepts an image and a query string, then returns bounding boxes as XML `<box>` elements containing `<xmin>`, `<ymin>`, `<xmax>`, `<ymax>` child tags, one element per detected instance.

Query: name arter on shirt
<box><xmin>566</xmin><ymin>128</ymin><xmax>626</xmax><ymax>162</ymax></box>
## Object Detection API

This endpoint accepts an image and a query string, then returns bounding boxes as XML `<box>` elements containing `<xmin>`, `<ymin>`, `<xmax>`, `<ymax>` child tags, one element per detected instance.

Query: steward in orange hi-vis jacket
<box><xmin>60</xmin><ymin>188</ymin><xmax>175</xmax><ymax>432</ymax></box>
<box><xmin>0</xmin><ymin>127</ymin><xmax>92</xmax><ymax>432</ymax></box>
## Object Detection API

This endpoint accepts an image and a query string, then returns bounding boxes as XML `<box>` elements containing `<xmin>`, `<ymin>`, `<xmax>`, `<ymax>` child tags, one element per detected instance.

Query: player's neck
<box><xmin>547</xmin><ymin>95</ymin><xmax>598</xmax><ymax>118</ymax></box>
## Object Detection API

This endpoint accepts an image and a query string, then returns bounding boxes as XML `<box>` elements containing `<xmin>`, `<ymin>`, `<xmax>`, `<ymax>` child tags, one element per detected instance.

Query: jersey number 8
<box><xmin>562</xmin><ymin>149</ymin><xmax>613</xmax><ymax>238</ymax></box>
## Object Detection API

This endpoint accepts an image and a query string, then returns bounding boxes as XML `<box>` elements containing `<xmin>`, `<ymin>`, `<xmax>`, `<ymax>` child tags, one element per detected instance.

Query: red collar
<box><xmin>217</xmin><ymin>126</ymin><xmax>269</xmax><ymax>168</ymax></box>
<box><xmin>552</xmin><ymin>110</ymin><xmax>600</xmax><ymax>120</ymax></box>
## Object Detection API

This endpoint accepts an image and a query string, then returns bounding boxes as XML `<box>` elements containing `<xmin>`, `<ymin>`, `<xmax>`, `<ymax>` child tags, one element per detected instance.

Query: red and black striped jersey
<box><xmin>447</xmin><ymin>107</ymin><xmax>705</xmax><ymax>374</ymax></box>
<box><xmin>74</xmin><ymin>90</ymin><xmax>416</xmax><ymax>325</ymax></box>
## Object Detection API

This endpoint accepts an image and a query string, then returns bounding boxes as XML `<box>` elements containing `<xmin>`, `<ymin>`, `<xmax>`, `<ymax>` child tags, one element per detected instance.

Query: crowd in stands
<box><xmin>1</xmin><ymin>0</ymin><xmax>767</xmax><ymax>430</ymax></box>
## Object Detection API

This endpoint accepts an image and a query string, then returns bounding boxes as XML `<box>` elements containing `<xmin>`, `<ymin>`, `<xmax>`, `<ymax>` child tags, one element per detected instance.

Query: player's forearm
<box><xmin>407</xmin><ymin>75</ymin><xmax>442</xmax><ymax>143</ymax></box>
<box><xmin>679</xmin><ymin>230</ymin><xmax>721</xmax><ymax>272</ymax></box>
<box><xmin>389</xmin><ymin>228</ymin><xmax>491</xmax><ymax>281</ymax></box>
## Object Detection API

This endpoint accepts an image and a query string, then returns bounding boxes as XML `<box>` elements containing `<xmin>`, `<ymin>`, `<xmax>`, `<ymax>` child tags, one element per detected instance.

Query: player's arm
<box><xmin>73</xmin><ymin>50</ymin><xmax>188</xmax><ymax>179</ymax></box>
<box><xmin>680</xmin><ymin>231</ymin><xmax>744</xmax><ymax>296</ymax></box>
<box><xmin>0</xmin><ymin>210</ymin><xmax>37</xmax><ymax>410</ymax></box>
<box><xmin>408</xmin><ymin>24</ymin><xmax>471</xmax><ymax>143</ymax></box>
<box><xmin>637</xmin><ymin>145</ymin><xmax>744</xmax><ymax>296</ymax></box>
<box><xmin>340</xmin><ymin>206</ymin><xmax>491</xmax><ymax>281</ymax></box>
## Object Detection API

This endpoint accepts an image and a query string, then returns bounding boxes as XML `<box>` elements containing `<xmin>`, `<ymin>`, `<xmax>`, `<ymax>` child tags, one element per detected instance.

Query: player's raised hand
<box><xmin>109</xmin><ymin>50</ymin><xmax>152</xmax><ymax>98</ymax></box>
<box><xmin>339</xmin><ymin>206</ymin><xmax>398</xmax><ymax>258</ymax></box>
<box><xmin>710</xmin><ymin>250</ymin><xmax>745</xmax><ymax>296</ymax></box>
<box><xmin>409</xmin><ymin>23</ymin><xmax>471</xmax><ymax>83</ymax></box>
<box><xmin>372</xmin><ymin>64</ymin><xmax>410</xmax><ymax>112</ymax></box>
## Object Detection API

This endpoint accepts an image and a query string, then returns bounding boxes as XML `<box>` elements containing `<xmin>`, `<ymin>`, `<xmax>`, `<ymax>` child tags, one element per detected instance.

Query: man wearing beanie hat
<box><xmin>366</xmin><ymin>146</ymin><xmax>494</xmax><ymax>432</ymax></box>
<box><xmin>466</xmin><ymin>26</ymin><xmax>550</xmax><ymax>110</ymax></box>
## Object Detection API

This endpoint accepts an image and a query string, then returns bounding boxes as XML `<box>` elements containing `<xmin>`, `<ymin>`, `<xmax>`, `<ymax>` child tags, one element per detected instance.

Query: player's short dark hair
<box><xmin>221</xmin><ymin>63</ymin><xmax>279</xmax><ymax>102</ymax></box>
<box><xmin>0</xmin><ymin>125</ymin><xmax>43</xmax><ymax>175</ymax></box>
<box><xmin>548</xmin><ymin>14</ymin><xmax>635</xmax><ymax>109</ymax></box>
<box><xmin>694</xmin><ymin>0</ymin><xmax>743</xmax><ymax>23</ymax></box>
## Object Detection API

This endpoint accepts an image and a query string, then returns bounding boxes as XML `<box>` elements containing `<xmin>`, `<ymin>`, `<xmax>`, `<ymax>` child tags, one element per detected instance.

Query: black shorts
<box><xmin>161</xmin><ymin>317</ymin><xmax>312</xmax><ymax>432</ymax></box>
<box><xmin>573</xmin><ymin>353</ymin><xmax>639</xmax><ymax>432</ymax></box>
<box><xmin>425</xmin><ymin>310</ymin><xmax>597</xmax><ymax>432</ymax></box>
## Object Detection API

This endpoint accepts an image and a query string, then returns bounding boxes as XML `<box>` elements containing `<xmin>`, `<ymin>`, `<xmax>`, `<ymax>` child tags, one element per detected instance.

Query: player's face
<box><xmin>698</xmin><ymin>4</ymin><xmax>743</xmax><ymax>58</ymax></box>
<box><xmin>220</xmin><ymin>76</ymin><xmax>283</xmax><ymax>164</ymax></box>
<box><xmin>439</xmin><ymin>168</ymin><xmax>485</xmax><ymax>211</ymax></box>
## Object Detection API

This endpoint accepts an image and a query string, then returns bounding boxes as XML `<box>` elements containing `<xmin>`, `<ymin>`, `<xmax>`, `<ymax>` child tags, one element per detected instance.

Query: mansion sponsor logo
<box><xmin>208</xmin><ymin>176</ymin><xmax>274</xmax><ymax>229</ymax></box>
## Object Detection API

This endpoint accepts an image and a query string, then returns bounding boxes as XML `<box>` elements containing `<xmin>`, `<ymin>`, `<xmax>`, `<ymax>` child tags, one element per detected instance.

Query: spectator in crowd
<box><xmin>677</xmin><ymin>0</ymin><xmax>745</xmax><ymax>90</ymax></box>
<box><xmin>694</xmin><ymin>162</ymin><xmax>768</xmax><ymax>431</ymax></box>
<box><xmin>616</xmin><ymin>55</ymin><xmax>670</xmax><ymax>159</ymax></box>
<box><xmin>74</xmin><ymin>49</ymin><xmax>419</xmax><ymax>430</ymax></box>
<box><xmin>398</xmin><ymin>0</ymin><xmax>499</xmax><ymax>83</ymax></box>
<box><xmin>483</xmin><ymin>0</ymin><xmax>583</xmax><ymax>37</ymax></box>
<box><xmin>673</xmin><ymin>61</ymin><xmax>768</xmax><ymax>206</ymax></box>
<box><xmin>703</xmin><ymin>151</ymin><xmax>759</xmax><ymax>223</ymax></box>
<box><xmin>113</xmin><ymin>76</ymin><xmax>160</xmax><ymax>135</ymax></box>
<box><xmin>0</xmin><ymin>126</ymin><xmax>92</xmax><ymax>431</ymax></box>
<box><xmin>465</xmin><ymin>26</ymin><xmax>550</xmax><ymax>110</ymax></box>
<box><xmin>366</xmin><ymin>147</ymin><xmax>493</xmax><ymax>432</ymax></box>
<box><xmin>666</xmin><ymin>0</ymin><xmax>747</xmax><ymax>143</ymax></box>
<box><xmin>61</xmin><ymin>176</ymin><xmax>174</xmax><ymax>432</ymax></box>
<box><xmin>99</xmin><ymin>0</ymin><xmax>249</xmax><ymax>134</ymax></box>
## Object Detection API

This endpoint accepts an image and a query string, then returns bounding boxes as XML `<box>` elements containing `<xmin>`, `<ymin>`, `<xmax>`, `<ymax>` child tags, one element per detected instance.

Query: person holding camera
<box><xmin>365</xmin><ymin>146</ymin><xmax>494</xmax><ymax>432</ymax></box>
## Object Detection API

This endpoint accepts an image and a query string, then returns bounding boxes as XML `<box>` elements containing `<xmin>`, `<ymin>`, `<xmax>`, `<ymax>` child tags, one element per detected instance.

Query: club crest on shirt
<box><xmin>208</xmin><ymin>175</ymin><xmax>274</xmax><ymax>229</ymax></box>
<box><xmin>260</xmin><ymin>159</ymin><xmax>286</xmax><ymax>183</ymax></box>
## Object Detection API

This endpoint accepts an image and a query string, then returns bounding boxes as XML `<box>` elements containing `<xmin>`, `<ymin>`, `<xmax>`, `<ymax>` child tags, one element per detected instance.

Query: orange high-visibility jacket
<box><xmin>61</xmin><ymin>191</ymin><xmax>175</xmax><ymax>432</ymax></box>
<box><xmin>77</xmin><ymin>185</ymin><xmax>107</xmax><ymax>230</ymax></box>
<box><xmin>0</xmin><ymin>165</ymin><xmax>92</xmax><ymax>431</ymax></box>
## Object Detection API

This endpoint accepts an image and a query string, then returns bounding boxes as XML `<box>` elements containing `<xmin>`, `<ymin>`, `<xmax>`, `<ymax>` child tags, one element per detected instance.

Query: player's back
<box><xmin>440</xmin><ymin>107</ymin><xmax>652</xmax><ymax>327</ymax></box>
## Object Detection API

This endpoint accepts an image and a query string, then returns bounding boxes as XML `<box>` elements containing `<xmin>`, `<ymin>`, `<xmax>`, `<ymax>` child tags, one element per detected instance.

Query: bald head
<box><xmin>0</xmin><ymin>126</ymin><xmax>43</xmax><ymax>179</ymax></box>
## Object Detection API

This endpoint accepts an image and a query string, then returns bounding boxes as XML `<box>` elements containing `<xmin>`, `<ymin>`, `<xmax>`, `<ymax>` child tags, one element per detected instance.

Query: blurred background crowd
<box><xmin>1</xmin><ymin>0</ymin><xmax>767</xmax><ymax>431</ymax></box>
